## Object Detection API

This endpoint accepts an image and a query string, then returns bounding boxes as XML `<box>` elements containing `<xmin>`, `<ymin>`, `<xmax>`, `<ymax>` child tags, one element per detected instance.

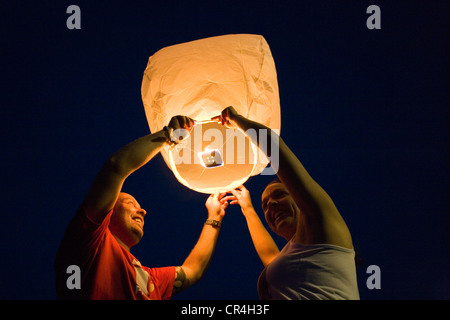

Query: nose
<box><xmin>267</xmin><ymin>199</ymin><xmax>279</xmax><ymax>208</ymax></box>
<box><xmin>137</xmin><ymin>208</ymin><xmax>147</xmax><ymax>217</ymax></box>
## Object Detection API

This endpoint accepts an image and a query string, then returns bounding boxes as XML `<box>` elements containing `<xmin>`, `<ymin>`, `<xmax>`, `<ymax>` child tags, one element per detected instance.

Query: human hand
<box><xmin>222</xmin><ymin>185</ymin><xmax>255</xmax><ymax>214</ymax></box>
<box><xmin>211</xmin><ymin>106</ymin><xmax>240</xmax><ymax>128</ymax></box>
<box><xmin>205</xmin><ymin>192</ymin><xmax>228</xmax><ymax>221</ymax></box>
<box><xmin>166</xmin><ymin>115</ymin><xmax>196</xmax><ymax>143</ymax></box>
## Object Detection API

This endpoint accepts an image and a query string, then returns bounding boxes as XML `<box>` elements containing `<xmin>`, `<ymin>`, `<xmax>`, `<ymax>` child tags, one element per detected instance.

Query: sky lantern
<box><xmin>141</xmin><ymin>34</ymin><xmax>280</xmax><ymax>194</ymax></box>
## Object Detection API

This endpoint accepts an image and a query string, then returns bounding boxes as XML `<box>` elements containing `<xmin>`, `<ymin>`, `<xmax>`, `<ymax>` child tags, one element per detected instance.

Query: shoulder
<box><xmin>56</xmin><ymin>206</ymin><xmax>113</xmax><ymax>263</ymax></box>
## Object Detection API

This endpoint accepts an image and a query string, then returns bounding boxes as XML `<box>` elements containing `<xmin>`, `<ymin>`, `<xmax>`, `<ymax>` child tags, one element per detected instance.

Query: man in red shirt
<box><xmin>55</xmin><ymin>116</ymin><xmax>228</xmax><ymax>299</ymax></box>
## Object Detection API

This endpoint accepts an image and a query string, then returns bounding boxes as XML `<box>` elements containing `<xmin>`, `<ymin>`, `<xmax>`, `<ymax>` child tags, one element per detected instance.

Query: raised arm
<box><xmin>227</xmin><ymin>185</ymin><xmax>279</xmax><ymax>267</ymax></box>
<box><xmin>173</xmin><ymin>192</ymin><xmax>228</xmax><ymax>295</ymax></box>
<box><xmin>83</xmin><ymin>116</ymin><xmax>194</xmax><ymax>224</ymax></box>
<box><xmin>213</xmin><ymin>107</ymin><xmax>353</xmax><ymax>249</ymax></box>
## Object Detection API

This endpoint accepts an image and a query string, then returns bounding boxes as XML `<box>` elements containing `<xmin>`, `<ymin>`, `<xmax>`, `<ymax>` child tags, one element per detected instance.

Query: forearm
<box><xmin>108</xmin><ymin>130</ymin><xmax>169</xmax><ymax>177</ymax></box>
<box><xmin>232</xmin><ymin>114</ymin><xmax>328</xmax><ymax>214</ymax></box>
<box><xmin>83</xmin><ymin>129</ymin><xmax>169</xmax><ymax>223</ymax></box>
<box><xmin>242</xmin><ymin>207</ymin><xmax>279</xmax><ymax>266</ymax></box>
<box><xmin>231</xmin><ymin>110</ymin><xmax>351</xmax><ymax>248</ymax></box>
<box><xmin>181</xmin><ymin>221</ymin><xmax>221</xmax><ymax>284</ymax></box>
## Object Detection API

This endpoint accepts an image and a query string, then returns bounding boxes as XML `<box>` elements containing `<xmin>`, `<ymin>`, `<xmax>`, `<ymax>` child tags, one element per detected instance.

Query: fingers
<box><xmin>211</xmin><ymin>114</ymin><xmax>227</xmax><ymax>126</ymax></box>
<box><xmin>211</xmin><ymin>115</ymin><xmax>221</xmax><ymax>122</ymax></box>
<box><xmin>209</xmin><ymin>191</ymin><xmax>228</xmax><ymax>201</ymax></box>
<box><xmin>211</xmin><ymin>191</ymin><xmax>220</xmax><ymax>199</ymax></box>
<box><xmin>208</xmin><ymin>187</ymin><xmax>247</xmax><ymax>207</ymax></box>
<box><xmin>230</xmin><ymin>185</ymin><xmax>246</xmax><ymax>195</ymax></box>
<box><xmin>221</xmin><ymin>195</ymin><xmax>237</xmax><ymax>202</ymax></box>
<box><xmin>168</xmin><ymin>115</ymin><xmax>196</xmax><ymax>131</ymax></box>
<box><xmin>211</xmin><ymin>106</ymin><xmax>239</xmax><ymax>127</ymax></box>
<box><xmin>167</xmin><ymin>116</ymin><xmax>196</xmax><ymax>144</ymax></box>
<box><xmin>222</xmin><ymin>201</ymin><xmax>229</xmax><ymax>209</ymax></box>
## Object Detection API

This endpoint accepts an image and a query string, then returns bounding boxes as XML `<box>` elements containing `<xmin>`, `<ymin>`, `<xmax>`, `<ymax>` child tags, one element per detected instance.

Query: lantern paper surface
<box><xmin>141</xmin><ymin>34</ymin><xmax>280</xmax><ymax>193</ymax></box>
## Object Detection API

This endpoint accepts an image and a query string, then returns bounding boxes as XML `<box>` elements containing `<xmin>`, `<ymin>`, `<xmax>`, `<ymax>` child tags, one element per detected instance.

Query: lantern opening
<box><xmin>167</xmin><ymin>120</ymin><xmax>258</xmax><ymax>194</ymax></box>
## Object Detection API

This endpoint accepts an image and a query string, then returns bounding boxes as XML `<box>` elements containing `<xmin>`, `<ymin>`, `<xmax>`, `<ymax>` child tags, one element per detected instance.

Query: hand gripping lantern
<box><xmin>141</xmin><ymin>34</ymin><xmax>280</xmax><ymax>194</ymax></box>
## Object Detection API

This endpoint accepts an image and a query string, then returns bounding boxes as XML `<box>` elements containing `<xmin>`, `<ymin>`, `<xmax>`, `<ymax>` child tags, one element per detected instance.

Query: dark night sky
<box><xmin>1</xmin><ymin>1</ymin><xmax>448</xmax><ymax>300</ymax></box>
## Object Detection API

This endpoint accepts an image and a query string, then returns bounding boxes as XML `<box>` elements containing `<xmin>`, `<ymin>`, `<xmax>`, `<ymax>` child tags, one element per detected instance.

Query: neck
<box><xmin>113</xmin><ymin>234</ymin><xmax>131</xmax><ymax>251</ymax></box>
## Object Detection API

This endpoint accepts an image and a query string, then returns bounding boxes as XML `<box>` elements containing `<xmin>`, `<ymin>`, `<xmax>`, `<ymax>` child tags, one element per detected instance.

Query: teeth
<box><xmin>275</xmin><ymin>212</ymin><xmax>286</xmax><ymax>223</ymax></box>
<box><xmin>133</xmin><ymin>217</ymin><xmax>142</xmax><ymax>224</ymax></box>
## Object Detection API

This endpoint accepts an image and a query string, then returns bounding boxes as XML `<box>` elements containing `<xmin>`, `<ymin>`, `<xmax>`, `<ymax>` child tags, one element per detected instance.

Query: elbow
<box><xmin>104</xmin><ymin>153</ymin><xmax>130</xmax><ymax>178</ymax></box>
<box><xmin>181</xmin><ymin>264</ymin><xmax>206</xmax><ymax>287</ymax></box>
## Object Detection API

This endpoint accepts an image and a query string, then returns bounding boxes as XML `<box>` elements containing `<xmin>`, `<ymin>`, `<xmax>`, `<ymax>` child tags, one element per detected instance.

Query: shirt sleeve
<box><xmin>55</xmin><ymin>206</ymin><xmax>113</xmax><ymax>298</ymax></box>
<box><xmin>146</xmin><ymin>266</ymin><xmax>176</xmax><ymax>300</ymax></box>
<box><xmin>56</xmin><ymin>207</ymin><xmax>111</xmax><ymax>271</ymax></box>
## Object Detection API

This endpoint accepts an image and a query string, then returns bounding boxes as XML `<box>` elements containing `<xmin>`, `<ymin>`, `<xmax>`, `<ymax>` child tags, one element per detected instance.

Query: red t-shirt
<box><xmin>55</xmin><ymin>207</ymin><xmax>175</xmax><ymax>299</ymax></box>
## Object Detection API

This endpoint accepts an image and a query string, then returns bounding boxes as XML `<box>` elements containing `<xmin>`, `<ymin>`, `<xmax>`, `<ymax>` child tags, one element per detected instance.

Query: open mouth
<box><xmin>132</xmin><ymin>216</ymin><xmax>144</xmax><ymax>227</ymax></box>
<box><xmin>273</xmin><ymin>211</ymin><xmax>289</xmax><ymax>225</ymax></box>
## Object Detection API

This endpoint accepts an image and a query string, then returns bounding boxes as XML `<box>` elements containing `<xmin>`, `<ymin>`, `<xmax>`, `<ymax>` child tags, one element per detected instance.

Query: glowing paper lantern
<box><xmin>141</xmin><ymin>34</ymin><xmax>280</xmax><ymax>194</ymax></box>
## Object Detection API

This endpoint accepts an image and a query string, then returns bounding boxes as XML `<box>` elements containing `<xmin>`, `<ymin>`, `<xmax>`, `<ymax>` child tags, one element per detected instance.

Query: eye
<box><xmin>273</xmin><ymin>191</ymin><xmax>288</xmax><ymax>199</ymax></box>
<box><xmin>262</xmin><ymin>201</ymin><xmax>267</xmax><ymax>211</ymax></box>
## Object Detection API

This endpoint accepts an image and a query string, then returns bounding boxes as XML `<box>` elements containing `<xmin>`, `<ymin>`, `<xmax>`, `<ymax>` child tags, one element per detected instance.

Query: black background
<box><xmin>1</xmin><ymin>0</ymin><xmax>448</xmax><ymax>300</ymax></box>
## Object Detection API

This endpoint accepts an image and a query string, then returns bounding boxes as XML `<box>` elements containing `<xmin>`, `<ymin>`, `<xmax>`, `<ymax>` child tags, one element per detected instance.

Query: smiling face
<box><xmin>261</xmin><ymin>182</ymin><xmax>300</xmax><ymax>240</ymax></box>
<box><xmin>109</xmin><ymin>193</ymin><xmax>147</xmax><ymax>250</ymax></box>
